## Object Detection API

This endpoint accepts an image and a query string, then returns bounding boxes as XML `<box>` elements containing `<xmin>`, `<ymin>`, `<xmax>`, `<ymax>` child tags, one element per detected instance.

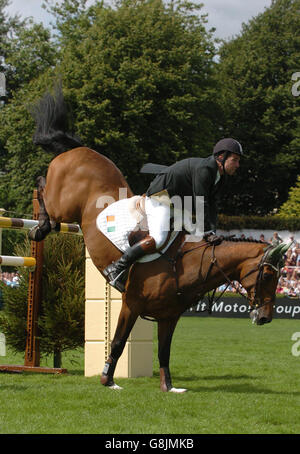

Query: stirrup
<box><xmin>109</xmin><ymin>274</ymin><xmax>126</xmax><ymax>292</ymax></box>
<box><xmin>103</xmin><ymin>265</ymin><xmax>128</xmax><ymax>293</ymax></box>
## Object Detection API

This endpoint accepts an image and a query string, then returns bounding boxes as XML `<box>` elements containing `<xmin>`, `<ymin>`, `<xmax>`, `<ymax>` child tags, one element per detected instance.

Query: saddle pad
<box><xmin>96</xmin><ymin>197</ymin><xmax>179</xmax><ymax>262</ymax></box>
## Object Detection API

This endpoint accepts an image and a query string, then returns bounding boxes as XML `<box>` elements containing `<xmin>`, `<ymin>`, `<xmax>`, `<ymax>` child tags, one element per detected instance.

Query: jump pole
<box><xmin>0</xmin><ymin>256</ymin><xmax>36</xmax><ymax>267</ymax></box>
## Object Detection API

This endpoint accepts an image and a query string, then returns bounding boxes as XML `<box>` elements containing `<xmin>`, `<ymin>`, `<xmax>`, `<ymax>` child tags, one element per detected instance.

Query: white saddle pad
<box><xmin>96</xmin><ymin>197</ymin><xmax>179</xmax><ymax>263</ymax></box>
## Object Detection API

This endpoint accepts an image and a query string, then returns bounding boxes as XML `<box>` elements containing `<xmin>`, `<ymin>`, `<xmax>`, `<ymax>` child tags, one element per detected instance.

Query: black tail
<box><xmin>32</xmin><ymin>82</ymin><xmax>83</xmax><ymax>155</ymax></box>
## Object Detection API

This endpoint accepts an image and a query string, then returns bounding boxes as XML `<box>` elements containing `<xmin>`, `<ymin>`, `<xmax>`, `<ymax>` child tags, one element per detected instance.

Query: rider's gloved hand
<box><xmin>203</xmin><ymin>231</ymin><xmax>223</xmax><ymax>245</ymax></box>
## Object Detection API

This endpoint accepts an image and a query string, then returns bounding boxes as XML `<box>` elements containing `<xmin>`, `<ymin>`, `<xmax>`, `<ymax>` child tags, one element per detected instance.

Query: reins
<box><xmin>159</xmin><ymin>238</ymin><xmax>275</xmax><ymax>314</ymax></box>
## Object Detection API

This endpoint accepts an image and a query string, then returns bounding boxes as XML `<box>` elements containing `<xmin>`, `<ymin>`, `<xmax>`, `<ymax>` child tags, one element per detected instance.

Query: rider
<box><xmin>103</xmin><ymin>138</ymin><xmax>243</xmax><ymax>292</ymax></box>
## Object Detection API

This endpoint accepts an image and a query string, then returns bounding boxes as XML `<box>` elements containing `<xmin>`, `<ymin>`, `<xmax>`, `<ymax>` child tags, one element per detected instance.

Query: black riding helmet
<box><xmin>213</xmin><ymin>138</ymin><xmax>243</xmax><ymax>172</ymax></box>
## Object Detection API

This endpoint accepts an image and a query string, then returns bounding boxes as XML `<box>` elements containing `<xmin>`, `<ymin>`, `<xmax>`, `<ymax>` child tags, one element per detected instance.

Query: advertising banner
<box><xmin>184</xmin><ymin>296</ymin><xmax>300</xmax><ymax>319</ymax></box>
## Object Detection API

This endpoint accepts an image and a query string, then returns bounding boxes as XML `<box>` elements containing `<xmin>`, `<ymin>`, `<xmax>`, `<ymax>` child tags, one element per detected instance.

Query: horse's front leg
<box><xmin>158</xmin><ymin>317</ymin><xmax>187</xmax><ymax>393</ymax></box>
<box><xmin>101</xmin><ymin>303</ymin><xmax>138</xmax><ymax>390</ymax></box>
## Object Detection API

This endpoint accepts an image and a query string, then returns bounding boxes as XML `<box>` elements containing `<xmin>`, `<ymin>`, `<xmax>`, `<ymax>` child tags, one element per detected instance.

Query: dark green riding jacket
<box><xmin>146</xmin><ymin>156</ymin><xmax>227</xmax><ymax>232</ymax></box>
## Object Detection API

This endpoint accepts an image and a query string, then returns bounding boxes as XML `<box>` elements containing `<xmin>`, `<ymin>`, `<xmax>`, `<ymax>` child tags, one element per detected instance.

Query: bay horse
<box><xmin>29</xmin><ymin>87</ymin><xmax>289</xmax><ymax>392</ymax></box>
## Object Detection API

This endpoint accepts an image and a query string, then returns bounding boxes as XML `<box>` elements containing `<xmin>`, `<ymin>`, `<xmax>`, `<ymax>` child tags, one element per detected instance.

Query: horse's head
<box><xmin>239</xmin><ymin>243</ymin><xmax>292</xmax><ymax>325</ymax></box>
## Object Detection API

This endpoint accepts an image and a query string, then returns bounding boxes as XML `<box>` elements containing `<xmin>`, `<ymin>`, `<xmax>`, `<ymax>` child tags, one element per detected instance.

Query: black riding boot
<box><xmin>103</xmin><ymin>236</ymin><xmax>156</xmax><ymax>292</ymax></box>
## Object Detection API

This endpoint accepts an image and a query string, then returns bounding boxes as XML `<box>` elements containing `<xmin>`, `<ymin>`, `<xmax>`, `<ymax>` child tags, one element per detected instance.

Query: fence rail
<box><xmin>0</xmin><ymin>216</ymin><xmax>82</xmax><ymax>235</ymax></box>
<box><xmin>0</xmin><ymin>255</ymin><xmax>36</xmax><ymax>267</ymax></box>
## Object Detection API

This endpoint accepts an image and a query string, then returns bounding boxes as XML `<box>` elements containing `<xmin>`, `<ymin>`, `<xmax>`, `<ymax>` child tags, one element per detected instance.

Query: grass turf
<box><xmin>0</xmin><ymin>317</ymin><xmax>300</xmax><ymax>434</ymax></box>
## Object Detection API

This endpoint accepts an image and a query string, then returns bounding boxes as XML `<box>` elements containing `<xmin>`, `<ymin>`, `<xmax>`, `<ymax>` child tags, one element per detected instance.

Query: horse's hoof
<box><xmin>108</xmin><ymin>383</ymin><xmax>123</xmax><ymax>390</ymax></box>
<box><xmin>28</xmin><ymin>225</ymin><xmax>45</xmax><ymax>242</ymax></box>
<box><xmin>28</xmin><ymin>226</ymin><xmax>40</xmax><ymax>241</ymax></box>
<box><xmin>169</xmin><ymin>387</ymin><xmax>187</xmax><ymax>393</ymax></box>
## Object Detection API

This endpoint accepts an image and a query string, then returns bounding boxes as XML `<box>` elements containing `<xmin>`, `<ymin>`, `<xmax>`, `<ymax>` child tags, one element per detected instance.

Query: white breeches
<box><xmin>144</xmin><ymin>196</ymin><xmax>171</xmax><ymax>249</ymax></box>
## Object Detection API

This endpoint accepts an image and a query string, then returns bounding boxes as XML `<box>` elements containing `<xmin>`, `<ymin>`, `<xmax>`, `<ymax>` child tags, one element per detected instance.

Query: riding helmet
<box><xmin>213</xmin><ymin>138</ymin><xmax>243</xmax><ymax>157</ymax></box>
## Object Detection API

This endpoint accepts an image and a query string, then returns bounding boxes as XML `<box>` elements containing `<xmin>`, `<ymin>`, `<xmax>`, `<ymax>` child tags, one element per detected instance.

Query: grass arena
<box><xmin>1</xmin><ymin>317</ymin><xmax>300</xmax><ymax>434</ymax></box>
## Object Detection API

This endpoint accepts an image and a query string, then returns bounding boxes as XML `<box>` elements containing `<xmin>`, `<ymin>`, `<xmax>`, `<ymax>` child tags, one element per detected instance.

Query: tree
<box><xmin>4</xmin><ymin>20</ymin><xmax>58</xmax><ymax>93</ymax></box>
<box><xmin>42</xmin><ymin>0</ymin><xmax>96</xmax><ymax>49</ymax></box>
<box><xmin>0</xmin><ymin>2</ymin><xmax>58</xmax><ymax>214</ymax></box>
<box><xmin>0</xmin><ymin>0</ymin><xmax>218</xmax><ymax>211</ymax></box>
<box><xmin>0</xmin><ymin>1</ymin><xmax>56</xmax><ymax>98</ymax></box>
<box><xmin>38</xmin><ymin>234</ymin><xmax>85</xmax><ymax>366</ymax></box>
<box><xmin>0</xmin><ymin>77</ymin><xmax>55</xmax><ymax>215</ymax></box>
<box><xmin>278</xmin><ymin>175</ymin><xmax>300</xmax><ymax>217</ymax></box>
<box><xmin>0</xmin><ymin>0</ymin><xmax>24</xmax><ymax>88</ymax></box>
<box><xmin>0</xmin><ymin>0</ymin><xmax>24</xmax><ymax>194</ymax></box>
<box><xmin>216</xmin><ymin>0</ymin><xmax>300</xmax><ymax>215</ymax></box>
<box><xmin>55</xmin><ymin>0</ymin><xmax>219</xmax><ymax>194</ymax></box>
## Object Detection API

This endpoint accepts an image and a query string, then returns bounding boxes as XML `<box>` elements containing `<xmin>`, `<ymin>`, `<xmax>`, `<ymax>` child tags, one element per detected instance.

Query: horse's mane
<box><xmin>221</xmin><ymin>236</ymin><xmax>268</xmax><ymax>245</ymax></box>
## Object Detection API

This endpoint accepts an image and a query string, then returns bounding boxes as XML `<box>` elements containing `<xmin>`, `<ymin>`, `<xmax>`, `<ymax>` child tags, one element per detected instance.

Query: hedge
<box><xmin>218</xmin><ymin>215</ymin><xmax>300</xmax><ymax>232</ymax></box>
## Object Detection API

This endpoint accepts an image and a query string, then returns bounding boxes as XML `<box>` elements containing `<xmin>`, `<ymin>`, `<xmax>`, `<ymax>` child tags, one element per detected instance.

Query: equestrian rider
<box><xmin>103</xmin><ymin>138</ymin><xmax>242</xmax><ymax>292</ymax></box>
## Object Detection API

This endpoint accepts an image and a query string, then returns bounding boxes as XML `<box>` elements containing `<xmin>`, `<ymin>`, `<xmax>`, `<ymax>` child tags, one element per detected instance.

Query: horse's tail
<box><xmin>32</xmin><ymin>82</ymin><xmax>83</xmax><ymax>155</ymax></box>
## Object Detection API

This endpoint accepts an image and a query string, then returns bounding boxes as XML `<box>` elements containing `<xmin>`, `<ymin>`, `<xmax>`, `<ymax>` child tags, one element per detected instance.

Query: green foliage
<box><xmin>217</xmin><ymin>0</ymin><xmax>300</xmax><ymax>215</ymax></box>
<box><xmin>4</xmin><ymin>21</ymin><xmax>58</xmax><ymax>93</ymax></box>
<box><xmin>0</xmin><ymin>0</ymin><xmax>25</xmax><ymax>87</ymax></box>
<box><xmin>218</xmin><ymin>214</ymin><xmax>300</xmax><ymax>231</ymax></box>
<box><xmin>42</xmin><ymin>0</ymin><xmax>96</xmax><ymax>47</ymax></box>
<box><xmin>0</xmin><ymin>0</ymin><xmax>218</xmax><ymax>208</ymax></box>
<box><xmin>0</xmin><ymin>234</ymin><xmax>85</xmax><ymax>361</ymax></box>
<box><xmin>0</xmin><ymin>76</ymin><xmax>55</xmax><ymax>214</ymax></box>
<box><xmin>0</xmin><ymin>0</ymin><xmax>299</xmax><ymax>218</ymax></box>
<box><xmin>0</xmin><ymin>0</ymin><xmax>57</xmax><ymax>214</ymax></box>
<box><xmin>278</xmin><ymin>175</ymin><xmax>300</xmax><ymax>217</ymax></box>
<box><xmin>39</xmin><ymin>234</ymin><xmax>85</xmax><ymax>355</ymax></box>
<box><xmin>58</xmin><ymin>0</ymin><xmax>218</xmax><ymax>193</ymax></box>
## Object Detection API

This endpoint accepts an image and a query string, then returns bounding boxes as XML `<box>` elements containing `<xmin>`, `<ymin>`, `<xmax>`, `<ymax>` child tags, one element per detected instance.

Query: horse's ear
<box><xmin>268</xmin><ymin>242</ymin><xmax>293</xmax><ymax>266</ymax></box>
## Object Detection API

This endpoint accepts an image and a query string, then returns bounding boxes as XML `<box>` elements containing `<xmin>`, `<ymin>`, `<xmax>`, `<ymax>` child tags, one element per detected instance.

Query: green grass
<box><xmin>1</xmin><ymin>317</ymin><xmax>300</xmax><ymax>434</ymax></box>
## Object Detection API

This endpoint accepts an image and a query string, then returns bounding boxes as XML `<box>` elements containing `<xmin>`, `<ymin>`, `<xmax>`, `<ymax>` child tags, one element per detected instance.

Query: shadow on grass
<box><xmin>65</xmin><ymin>369</ymin><xmax>84</xmax><ymax>376</ymax></box>
<box><xmin>153</xmin><ymin>372</ymin><xmax>260</xmax><ymax>381</ymax></box>
<box><xmin>187</xmin><ymin>383</ymin><xmax>300</xmax><ymax>396</ymax></box>
<box><xmin>200</xmin><ymin>374</ymin><xmax>260</xmax><ymax>380</ymax></box>
<box><xmin>153</xmin><ymin>371</ymin><xmax>300</xmax><ymax>396</ymax></box>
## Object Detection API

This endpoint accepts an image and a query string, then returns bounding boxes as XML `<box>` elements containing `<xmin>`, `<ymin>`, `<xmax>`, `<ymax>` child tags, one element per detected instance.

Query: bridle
<box><xmin>237</xmin><ymin>245</ymin><xmax>281</xmax><ymax>310</ymax></box>
<box><xmin>163</xmin><ymin>240</ymin><xmax>280</xmax><ymax>313</ymax></box>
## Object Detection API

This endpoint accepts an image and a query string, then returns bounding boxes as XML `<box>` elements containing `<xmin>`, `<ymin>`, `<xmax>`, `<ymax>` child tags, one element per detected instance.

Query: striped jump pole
<box><xmin>0</xmin><ymin>216</ymin><xmax>82</xmax><ymax>235</ymax></box>
<box><xmin>0</xmin><ymin>255</ymin><xmax>36</xmax><ymax>267</ymax></box>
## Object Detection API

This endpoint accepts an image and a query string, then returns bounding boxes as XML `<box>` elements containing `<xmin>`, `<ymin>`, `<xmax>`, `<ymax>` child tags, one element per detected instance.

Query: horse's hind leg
<box><xmin>101</xmin><ymin>303</ymin><xmax>138</xmax><ymax>390</ymax></box>
<box><xmin>158</xmin><ymin>317</ymin><xmax>187</xmax><ymax>393</ymax></box>
<box><xmin>28</xmin><ymin>176</ymin><xmax>54</xmax><ymax>241</ymax></box>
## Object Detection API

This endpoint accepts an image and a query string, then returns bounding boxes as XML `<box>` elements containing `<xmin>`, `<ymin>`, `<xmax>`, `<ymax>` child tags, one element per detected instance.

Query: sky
<box><xmin>4</xmin><ymin>0</ymin><xmax>273</xmax><ymax>40</ymax></box>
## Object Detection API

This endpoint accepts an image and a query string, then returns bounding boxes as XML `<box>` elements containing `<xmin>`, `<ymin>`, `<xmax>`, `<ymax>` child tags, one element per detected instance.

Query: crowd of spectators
<box><xmin>277</xmin><ymin>235</ymin><xmax>300</xmax><ymax>298</ymax></box>
<box><xmin>0</xmin><ymin>271</ymin><xmax>20</xmax><ymax>287</ymax></box>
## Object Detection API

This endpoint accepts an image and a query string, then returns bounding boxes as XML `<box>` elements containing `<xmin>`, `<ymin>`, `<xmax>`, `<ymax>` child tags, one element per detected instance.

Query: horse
<box><xmin>29</xmin><ymin>87</ymin><xmax>289</xmax><ymax>392</ymax></box>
